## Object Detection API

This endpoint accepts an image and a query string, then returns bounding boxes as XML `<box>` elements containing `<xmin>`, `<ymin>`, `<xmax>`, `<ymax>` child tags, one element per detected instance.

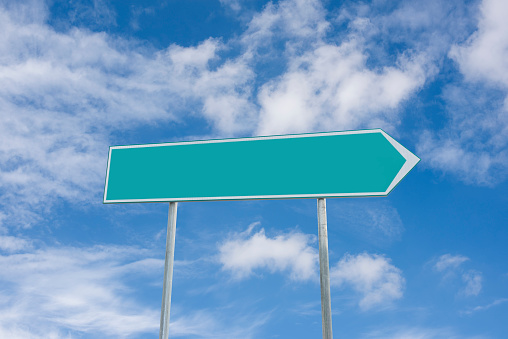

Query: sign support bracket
<box><xmin>318</xmin><ymin>198</ymin><xmax>333</xmax><ymax>339</ymax></box>
<box><xmin>159</xmin><ymin>202</ymin><xmax>178</xmax><ymax>339</ymax></box>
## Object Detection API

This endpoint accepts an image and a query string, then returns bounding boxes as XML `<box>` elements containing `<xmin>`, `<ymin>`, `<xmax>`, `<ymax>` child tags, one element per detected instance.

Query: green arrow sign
<box><xmin>103</xmin><ymin>129</ymin><xmax>419</xmax><ymax>203</ymax></box>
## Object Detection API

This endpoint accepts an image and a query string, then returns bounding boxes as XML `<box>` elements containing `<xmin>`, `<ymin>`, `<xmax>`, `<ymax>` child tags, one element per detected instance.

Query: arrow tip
<box><xmin>379</xmin><ymin>130</ymin><xmax>420</xmax><ymax>195</ymax></box>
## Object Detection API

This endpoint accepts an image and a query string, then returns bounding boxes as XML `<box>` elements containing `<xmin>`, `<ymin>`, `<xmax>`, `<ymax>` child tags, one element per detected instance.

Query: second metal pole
<box><xmin>159</xmin><ymin>202</ymin><xmax>178</xmax><ymax>339</ymax></box>
<box><xmin>318</xmin><ymin>198</ymin><xmax>333</xmax><ymax>339</ymax></box>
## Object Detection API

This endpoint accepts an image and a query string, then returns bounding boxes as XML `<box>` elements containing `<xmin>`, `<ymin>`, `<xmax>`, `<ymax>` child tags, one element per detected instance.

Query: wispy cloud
<box><xmin>169</xmin><ymin>307</ymin><xmax>270</xmax><ymax>339</ymax></box>
<box><xmin>0</xmin><ymin>235</ymin><xmax>32</xmax><ymax>252</ymax></box>
<box><xmin>218</xmin><ymin>222</ymin><xmax>318</xmax><ymax>281</ymax></box>
<box><xmin>0</xmin><ymin>326</ymin><xmax>67</xmax><ymax>339</ymax></box>
<box><xmin>329</xmin><ymin>200</ymin><xmax>404</xmax><ymax>244</ymax></box>
<box><xmin>461</xmin><ymin>298</ymin><xmax>508</xmax><ymax>315</ymax></box>
<box><xmin>0</xmin><ymin>241</ymin><xmax>269</xmax><ymax>338</ymax></box>
<box><xmin>0</xmin><ymin>245</ymin><xmax>161</xmax><ymax>338</ymax></box>
<box><xmin>433</xmin><ymin>254</ymin><xmax>483</xmax><ymax>297</ymax></box>
<box><xmin>289</xmin><ymin>300</ymin><xmax>322</xmax><ymax>317</ymax></box>
<box><xmin>461</xmin><ymin>270</ymin><xmax>483</xmax><ymax>297</ymax></box>
<box><xmin>330</xmin><ymin>253</ymin><xmax>405</xmax><ymax>310</ymax></box>
<box><xmin>361</xmin><ymin>326</ymin><xmax>479</xmax><ymax>339</ymax></box>
<box><xmin>63</xmin><ymin>0</ymin><xmax>117</xmax><ymax>29</ymax></box>
<box><xmin>434</xmin><ymin>254</ymin><xmax>469</xmax><ymax>272</ymax></box>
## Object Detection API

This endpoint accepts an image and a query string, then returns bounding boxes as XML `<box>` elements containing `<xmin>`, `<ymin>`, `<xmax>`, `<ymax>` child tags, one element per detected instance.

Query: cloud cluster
<box><xmin>1</xmin><ymin>0</ymin><xmax>506</xmax><ymax>230</ymax></box>
<box><xmin>0</xmin><ymin>0</ymin><xmax>446</xmax><ymax>227</ymax></box>
<box><xmin>219</xmin><ymin>224</ymin><xmax>405</xmax><ymax>310</ymax></box>
<box><xmin>246</xmin><ymin>0</ymin><xmax>432</xmax><ymax>135</ymax></box>
<box><xmin>330</xmin><ymin>253</ymin><xmax>405</xmax><ymax>310</ymax></box>
<box><xmin>0</xmin><ymin>1</ymin><xmax>254</xmax><ymax>226</ymax></box>
<box><xmin>218</xmin><ymin>222</ymin><xmax>318</xmax><ymax>281</ymax></box>
<box><xmin>418</xmin><ymin>0</ymin><xmax>508</xmax><ymax>185</ymax></box>
<box><xmin>450</xmin><ymin>0</ymin><xmax>508</xmax><ymax>90</ymax></box>
<box><xmin>257</xmin><ymin>40</ymin><xmax>428</xmax><ymax>135</ymax></box>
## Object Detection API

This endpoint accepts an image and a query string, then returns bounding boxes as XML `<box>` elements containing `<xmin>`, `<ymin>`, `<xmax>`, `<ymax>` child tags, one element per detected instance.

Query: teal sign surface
<box><xmin>103</xmin><ymin>129</ymin><xmax>419</xmax><ymax>203</ymax></box>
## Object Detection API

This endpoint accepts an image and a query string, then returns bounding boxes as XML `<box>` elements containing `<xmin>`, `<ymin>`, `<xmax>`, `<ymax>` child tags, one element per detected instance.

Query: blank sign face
<box><xmin>103</xmin><ymin>129</ymin><xmax>419</xmax><ymax>203</ymax></box>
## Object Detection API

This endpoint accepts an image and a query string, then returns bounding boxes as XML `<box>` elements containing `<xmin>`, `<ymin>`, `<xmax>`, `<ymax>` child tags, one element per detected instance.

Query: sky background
<box><xmin>0</xmin><ymin>0</ymin><xmax>507</xmax><ymax>338</ymax></box>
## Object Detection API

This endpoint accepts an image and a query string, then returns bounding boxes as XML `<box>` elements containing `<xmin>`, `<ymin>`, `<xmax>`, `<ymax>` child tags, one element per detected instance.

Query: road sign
<box><xmin>103</xmin><ymin>129</ymin><xmax>419</xmax><ymax>203</ymax></box>
<box><xmin>103</xmin><ymin>128</ymin><xmax>420</xmax><ymax>339</ymax></box>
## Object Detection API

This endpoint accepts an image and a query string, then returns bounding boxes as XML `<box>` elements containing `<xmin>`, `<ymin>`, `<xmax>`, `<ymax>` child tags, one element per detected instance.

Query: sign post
<box><xmin>159</xmin><ymin>202</ymin><xmax>177</xmax><ymax>339</ymax></box>
<box><xmin>103</xmin><ymin>129</ymin><xmax>419</xmax><ymax>339</ymax></box>
<box><xmin>318</xmin><ymin>198</ymin><xmax>333</xmax><ymax>339</ymax></box>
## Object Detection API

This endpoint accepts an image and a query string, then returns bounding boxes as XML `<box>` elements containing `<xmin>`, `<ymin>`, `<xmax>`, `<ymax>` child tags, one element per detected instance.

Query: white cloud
<box><xmin>461</xmin><ymin>270</ymin><xmax>482</xmax><ymax>297</ymax></box>
<box><xmin>449</xmin><ymin>0</ymin><xmax>508</xmax><ymax>89</ymax></box>
<box><xmin>219</xmin><ymin>0</ymin><xmax>242</xmax><ymax>12</ymax></box>
<box><xmin>256</xmin><ymin>30</ymin><xmax>430</xmax><ymax>135</ymax></box>
<box><xmin>417</xmin><ymin>0</ymin><xmax>508</xmax><ymax>185</ymax></box>
<box><xmin>218</xmin><ymin>223</ymin><xmax>318</xmax><ymax>281</ymax></box>
<box><xmin>330</xmin><ymin>253</ymin><xmax>404</xmax><ymax>310</ymax></box>
<box><xmin>434</xmin><ymin>254</ymin><xmax>469</xmax><ymax>272</ymax></box>
<box><xmin>432</xmin><ymin>254</ymin><xmax>482</xmax><ymax>297</ymax></box>
<box><xmin>0</xmin><ymin>326</ymin><xmax>67</xmax><ymax>339</ymax></box>
<box><xmin>243</xmin><ymin>0</ymin><xmax>328</xmax><ymax>48</ymax></box>
<box><xmin>0</xmin><ymin>235</ymin><xmax>32</xmax><ymax>252</ymax></box>
<box><xmin>461</xmin><ymin>298</ymin><xmax>508</xmax><ymax>315</ymax></box>
<box><xmin>417</xmin><ymin>101</ymin><xmax>508</xmax><ymax>186</ymax></box>
<box><xmin>219</xmin><ymin>227</ymin><xmax>405</xmax><ymax>310</ymax></box>
<box><xmin>0</xmin><ymin>245</ymin><xmax>162</xmax><ymax>338</ymax></box>
<box><xmin>68</xmin><ymin>0</ymin><xmax>117</xmax><ymax>28</ymax></box>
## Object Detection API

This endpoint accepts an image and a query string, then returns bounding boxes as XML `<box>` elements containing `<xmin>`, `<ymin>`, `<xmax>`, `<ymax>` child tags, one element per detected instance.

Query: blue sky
<box><xmin>0</xmin><ymin>0</ymin><xmax>507</xmax><ymax>338</ymax></box>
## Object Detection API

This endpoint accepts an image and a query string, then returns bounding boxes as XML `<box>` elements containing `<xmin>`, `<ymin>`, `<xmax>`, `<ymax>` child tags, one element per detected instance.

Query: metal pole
<box><xmin>159</xmin><ymin>202</ymin><xmax>178</xmax><ymax>339</ymax></box>
<box><xmin>318</xmin><ymin>198</ymin><xmax>333</xmax><ymax>339</ymax></box>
